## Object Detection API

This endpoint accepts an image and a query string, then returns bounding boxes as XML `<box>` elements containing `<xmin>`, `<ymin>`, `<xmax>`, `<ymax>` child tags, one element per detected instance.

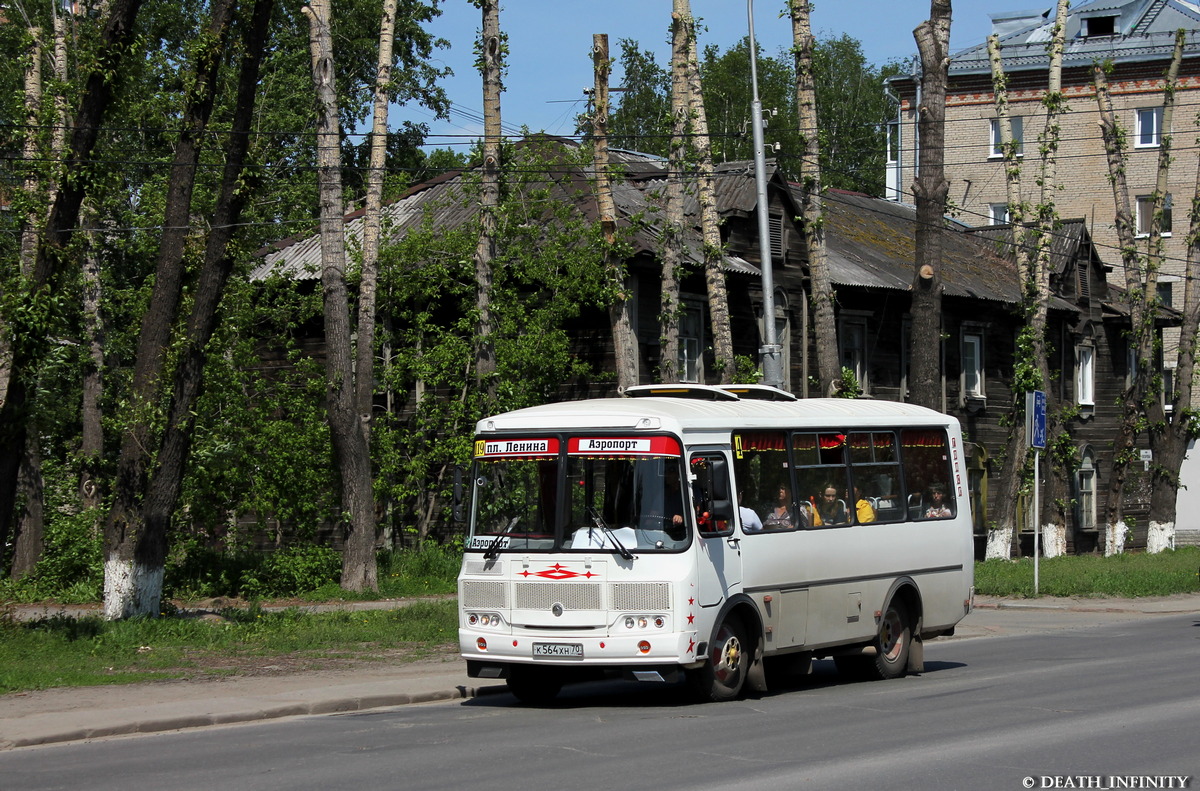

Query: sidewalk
<box><xmin>2</xmin><ymin>593</ymin><xmax>1196</xmax><ymax>750</ymax></box>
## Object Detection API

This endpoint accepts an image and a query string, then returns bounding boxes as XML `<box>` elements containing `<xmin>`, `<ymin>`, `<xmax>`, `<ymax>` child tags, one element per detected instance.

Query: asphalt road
<box><xmin>2</xmin><ymin>607</ymin><xmax>1197</xmax><ymax>791</ymax></box>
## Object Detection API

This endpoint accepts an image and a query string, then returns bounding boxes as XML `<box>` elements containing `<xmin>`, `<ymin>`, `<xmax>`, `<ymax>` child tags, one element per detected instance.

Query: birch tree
<box><xmin>304</xmin><ymin>0</ymin><xmax>377</xmax><ymax>592</ymax></box>
<box><xmin>674</xmin><ymin>0</ymin><xmax>734</xmax><ymax>383</ymax></box>
<box><xmin>789</xmin><ymin>0</ymin><xmax>840</xmax><ymax>396</ymax></box>
<box><xmin>660</xmin><ymin>4</ymin><xmax>689</xmax><ymax>382</ymax></box>
<box><xmin>593</xmin><ymin>34</ymin><xmax>640</xmax><ymax>389</ymax></box>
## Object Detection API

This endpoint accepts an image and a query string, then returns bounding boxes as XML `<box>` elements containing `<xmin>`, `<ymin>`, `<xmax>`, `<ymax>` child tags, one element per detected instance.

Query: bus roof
<box><xmin>475</xmin><ymin>396</ymin><xmax>958</xmax><ymax>436</ymax></box>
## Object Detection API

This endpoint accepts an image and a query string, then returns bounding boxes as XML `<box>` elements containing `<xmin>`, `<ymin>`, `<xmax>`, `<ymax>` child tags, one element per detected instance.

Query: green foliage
<box><xmin>240</xmin><ymin>545</ymin><xmax>341</xmax><ymax>598</ymax></box>
<box><xmin>590</xmin><ymin>33</ymin><xmax>898</xmax><ymax>194</ymax></box>
<box><xmin>834</xmin><ymin>366</ymin><xmax>863</xmax><ymax>398</ymax></box>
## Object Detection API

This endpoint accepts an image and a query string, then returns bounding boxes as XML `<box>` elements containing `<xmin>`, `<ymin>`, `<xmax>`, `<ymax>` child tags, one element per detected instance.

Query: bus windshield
<box><xmin>467</xmin><ymin>435</ymin><xmax>690</xmax><ymax>554</ymax></box>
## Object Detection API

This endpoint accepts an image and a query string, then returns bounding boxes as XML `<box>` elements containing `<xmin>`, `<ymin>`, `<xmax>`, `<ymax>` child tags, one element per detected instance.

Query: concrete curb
<box><xmin>1</xmin><ymin>682</ymin><xmax>510</xmax><ymax>750</ymax></box>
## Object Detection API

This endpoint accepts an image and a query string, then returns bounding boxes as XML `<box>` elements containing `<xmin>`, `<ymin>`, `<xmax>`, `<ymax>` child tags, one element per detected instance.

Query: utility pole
<box><xmin>748</xmin><ymin>0</ymin><xmax>784</xmax><ymax>389</ymax></box>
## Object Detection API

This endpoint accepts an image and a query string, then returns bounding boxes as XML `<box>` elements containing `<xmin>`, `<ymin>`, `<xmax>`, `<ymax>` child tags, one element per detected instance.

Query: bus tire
<box><xmin>836</xmin><ymin>599</ymin><xmax>911</xmax><ymax>681</ymax></box>
<box><xmin>688</xmin><ymin>614</ymin><xmax>749</xmax><ymax>702</ymax></box>
<box><xmin>506</xmin><ymin>665</ymin><xmax>562</xmax><ymax>704</ymax></box>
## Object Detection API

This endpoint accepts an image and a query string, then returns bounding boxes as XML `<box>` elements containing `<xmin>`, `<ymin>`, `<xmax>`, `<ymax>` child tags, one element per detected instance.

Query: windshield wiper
<box><xmin>588</xmin><ymin>507</ymin><xmax>634</xmax><ymax>561</ymax></box>
<box><xmin>482</xmin><ymin>532</ymin><xmax>506</xmax><ymax>560</ymax></box>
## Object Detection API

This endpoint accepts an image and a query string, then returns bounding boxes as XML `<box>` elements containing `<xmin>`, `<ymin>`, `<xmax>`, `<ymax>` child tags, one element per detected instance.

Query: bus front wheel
<box><xmin>688</xmin><ymin>614</ymin><xmax>748</xmax><ymax>702</ymax></box>
<box><xmin>836</xmin><ymin>599</ymin><xmax>911</xmax><ymax>681</ymax></box>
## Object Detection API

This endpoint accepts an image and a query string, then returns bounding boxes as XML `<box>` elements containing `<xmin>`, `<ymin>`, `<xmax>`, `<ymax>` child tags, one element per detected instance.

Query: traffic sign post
<box><xmin>1026</xmin><ymin>391</ymin><xmax>1046</xmax><ymax>595</ymax></box>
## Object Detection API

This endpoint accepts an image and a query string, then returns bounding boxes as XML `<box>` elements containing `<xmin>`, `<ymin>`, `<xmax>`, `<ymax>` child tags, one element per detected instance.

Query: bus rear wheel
<box><xmin>688</xmin><ymin>614</ymin><xmax>748</xmax><ymax>702</ymax></box>
<box><xmin>506</xmin><ymin>665</ymin><xmax>562</xmax><ymax>704</ymax></box>
<box><xmin>836</xmin><ymin>599</ymin><xmax>911</xmax><ymax>681</ymax></box>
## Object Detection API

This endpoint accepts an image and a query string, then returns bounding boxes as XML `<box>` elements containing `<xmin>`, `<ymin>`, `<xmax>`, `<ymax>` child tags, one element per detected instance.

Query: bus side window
<box><xmin>691</xmin><ymin>453</ymin><xmax>734</xmax><ymax>536</ymax></box>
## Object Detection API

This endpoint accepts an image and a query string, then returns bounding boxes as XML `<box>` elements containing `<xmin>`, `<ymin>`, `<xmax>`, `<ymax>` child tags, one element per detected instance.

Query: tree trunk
<box><xmin>676</xmin><ymin>0</ymin><xmax>734</xmax><ymax>383</ymax></box>
<box><xmin>1028</xmin><ymin>0</ymin><xmax>1068</xmax><ymax>555</ymax></box>
<box><xmin>1152</xmin><ymin>149</ymin><xmax>1200</xmax><ymax>546</ymax></box>
<box><xmin>0</xmin><ymin>0</ymin><xmax>141</xmax><ymax>567</ymax></box>
<box><xmin>474</xmin><ymin>0</ymin><xmax>502</xmax><ymax>399</ymax></box>
<box><xmin>1092</xmin><ymin>31</ymin><xmax>1183</xmax><ymax>552</ymax></box>
<box><xmin>141</xmin><ymin>0</ymin><xmax>274</xmax><ymax>578</ymax></box>
<box><xmin>907</xmin><ymin>0</ymin><xmax>951</xmax><ymax>411</ymax></box>
<box><xmin>790</xmin><ymin>0</ymin><xmax>840</xmax><ymax>396</ymax></box>
<box><xmin>1144</xmin><ymin>31</ymin><xmax>1187</xmax><ymax>551</ymax></box>
<box><xmin>79</xmin><ymin>216</ymin><xmax>105</xmax><ymax>512</ymax></box>
<box><xmin>660</xmin><ymin>4</ymin><xmax>690</xmax><ymax>383</ymax></box>
<box><xmin>593</xmin><ymin>34</ymin><xmax>640</xmax><ymax>390</ymax></box>
<box><xmin>9</xmin><ymin>439</ymin><xmax>44</xmax><ymax>580</ymax></box>
<box><xmin>103</xmin><ymin>0</ymin><xmax>236</xmax><ymax>619</ymax></box>
<box><xmin>306</xmin><ymin>0</ymin><xmax>377</xmax><ymax>592</ymax></box>
<box><xmin>355</xmin><ymin>0</ymin><xmax>397</xmax><ymax>436</ymax></box>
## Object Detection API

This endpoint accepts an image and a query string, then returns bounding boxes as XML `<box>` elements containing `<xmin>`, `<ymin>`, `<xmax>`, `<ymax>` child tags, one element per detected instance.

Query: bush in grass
<box><xmin>0</xmin><ymin>506</ymin><xmax>103</xmax><ymax>604</ymax></box>
<box><xmin>240</xmin><ymin>545</ymin><xmax>341</xmax><ymax>598</ymax></box>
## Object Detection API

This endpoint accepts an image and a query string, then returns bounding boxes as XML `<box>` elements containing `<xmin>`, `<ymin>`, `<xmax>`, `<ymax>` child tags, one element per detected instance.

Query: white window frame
<box><xmin>1135</xmin><ymin>107</ymin><xmax>1163</xmax><ymax>148</ymax></box>
<box><xmin>1076</xmin><ymin>344</ymin><xmax>1095</xmax><ymax>407</ymax></box>
<box><xmin>961</xmin><ymin>331</ymin><xmax>985</xmax><ymax>401</ymax></box>
<box><xmin>678</xmin><ymin>299</ymin><xmax>705</xmax><ymax>384</ymax></box>
<box><xmin>989</xmin><ymin>116</ymin><xmax>1023</xmax><ymax>159</ymax></box>
<box><xmin>989</xmin><ymin>203</ymin><xmax>1010</xmax><ymax>224</ymax></box>
<box><xmin>1077</xmin><ymin>448</ymin><xmax>1097</xmax><ymax>530</ymax></box>
<box><xmin>1135</xmin><ymin>193</ymin><xmax>1172</xmax><ymax>237</ymax></box>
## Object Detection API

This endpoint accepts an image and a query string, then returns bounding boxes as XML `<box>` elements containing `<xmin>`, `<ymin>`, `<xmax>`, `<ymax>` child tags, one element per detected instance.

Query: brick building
<box><xmin>887</xmin><ymin>0</ymin><xmax>1200</xmax><ymax>395</ymax></box>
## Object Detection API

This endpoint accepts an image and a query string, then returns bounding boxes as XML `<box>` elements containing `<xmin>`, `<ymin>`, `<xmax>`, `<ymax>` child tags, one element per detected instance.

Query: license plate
<box><xmin>533</xmin><ymin>642</ymin><xmax>583</xmax><ymax>658</ymax></box>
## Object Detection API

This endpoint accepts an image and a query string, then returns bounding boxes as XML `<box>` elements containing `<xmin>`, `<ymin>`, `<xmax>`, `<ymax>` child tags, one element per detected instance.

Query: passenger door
<box><xmin>690</xmin><ymin>450</ymin><xmax>742</xmax><ymax>607</ymax></box>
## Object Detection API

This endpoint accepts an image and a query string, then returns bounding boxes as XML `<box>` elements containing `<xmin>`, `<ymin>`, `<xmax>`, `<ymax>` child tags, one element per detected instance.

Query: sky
<box><xmin>404</xmin><ymin>0</ymin><xmax>1014</xmax><ymax>149</ymax></box>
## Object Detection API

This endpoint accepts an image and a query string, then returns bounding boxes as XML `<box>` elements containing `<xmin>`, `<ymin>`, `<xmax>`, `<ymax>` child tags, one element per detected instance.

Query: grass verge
<box><xmin>0</xmin><ymin>599</ymin><xmax>457</xmax><ymax>694</ymax></box>
<box><xmin>974</xmin><ymin>547</ymin><xmax>1200</xmax><ymax>598</ymax></box>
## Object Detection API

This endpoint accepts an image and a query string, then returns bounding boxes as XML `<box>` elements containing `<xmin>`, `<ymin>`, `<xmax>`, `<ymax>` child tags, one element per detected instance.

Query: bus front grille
<box><xmin>462</xmin><ymin>580</ymin><xmax>507</xmax><ymax>608</ymax></box>
<box><xmin>514</xmin><ymin>582</ymin><xmax>603</xmax><ymax>611</ymax></box>
<box><xmin>611</xmin><ymin>582</ymin><xmax>671</xmax><ymax>611</ymax></box>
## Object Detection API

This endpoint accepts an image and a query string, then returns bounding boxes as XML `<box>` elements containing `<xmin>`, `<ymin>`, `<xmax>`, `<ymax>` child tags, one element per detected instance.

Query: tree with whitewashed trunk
<box><xmin>1093</xmin><ymin>31</ymin><xmax>1186</xmax><ymax>555</ymax></box>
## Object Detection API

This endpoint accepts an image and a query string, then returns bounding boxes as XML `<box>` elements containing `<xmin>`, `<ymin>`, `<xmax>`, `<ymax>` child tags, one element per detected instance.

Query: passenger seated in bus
<box><xmin>662</xmin><ymin>467</ymin><xmax>685</xmax><ymax>527</ymax></box>
<box><xmin>849</xmin><ymin>486</ymin><xmax>876</xmax><ymax>524</ymax></box>
<box><xmin>924</xmin><ymin>482</ymin><xmax>955</xmax><ymax>518</ymax></box>
<box><xmin>762</xmin><ymin>484</ymin><xmax>795</xmax><ymax>530</ymax></box>
<box><xmin>812</xmin><ymin>483</ymin><xmax>847</xmax><ymax>525</ymax></box>
<box><xmin>738</xmin><ymin>488</ymin><xmax>764</xmax><ymax>532</ymax></box>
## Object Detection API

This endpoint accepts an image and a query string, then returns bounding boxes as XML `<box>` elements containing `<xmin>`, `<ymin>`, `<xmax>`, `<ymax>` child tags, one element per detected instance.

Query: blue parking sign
<box><xmin>1026</xmin><ymin>390</ymin><xmax>1047</xmax><ymax>450</ymax></box>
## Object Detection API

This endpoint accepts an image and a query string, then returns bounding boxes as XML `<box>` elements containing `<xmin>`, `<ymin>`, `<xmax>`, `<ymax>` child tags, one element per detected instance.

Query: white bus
<box><xmin>458</xmin><ymin>385</ymin><xmax>975</xmax><ymax>702</ymax></box>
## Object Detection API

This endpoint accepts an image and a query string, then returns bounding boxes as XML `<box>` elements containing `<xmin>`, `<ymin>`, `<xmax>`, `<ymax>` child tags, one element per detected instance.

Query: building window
<box><xmin>961</xmin><ymin>331</ymin><xmax>984</xmax><ymax>400</ymax></box>
<box><xmin>1136</xmin><ymin>108</ymin><xmax>1163</xmax><ymax>148</ymax></box>
<box><xmin>1157</xmin><ymin>281</ymin><xmax>1174</xmax><ymax>307</ymax></box>
<box><xmin>1076</xmin><ymin>448</ymin><xmax>1097</xmax><ymax>530</ymax></box>
<box><xmin>1076</xmin><ymin>345</ymin><xmax>1095</xmax><ymax>407</ymax></box>
<box><xmin>989</xmin><ymin>117</ymin><xmax>1023</xmax><ymax>158</ymax></box>
<box><xmin>839</xmin><ymin>316</ymin><xmax>869</xmax><ymax>393</ymax></box>
<box><xmin>1135</xmin><ymin>193</ymin><xmax>1172</xmax><ymax>236</ymax></box>
<box><xmin>1082</xmin><ymin>15</ymin><xmax>1117</xmax><ymax>37</ymax></box>
<box><xmin>678</xmin><ymin>300</ymin><xmax>704</xmax><ymax>383</ymax></box>
<box><xmin>1164</xmin><ymin>364</ymin><xmax>1176</xmax><ymax>415</ymax></box>
<box><xmin>989</xmin><ymin>203</ymin><xmax>1011</xmax><ymax>224</ymax></box>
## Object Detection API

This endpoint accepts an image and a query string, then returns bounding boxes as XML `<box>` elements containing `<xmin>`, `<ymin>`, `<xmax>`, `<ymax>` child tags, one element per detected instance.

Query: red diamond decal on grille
<box><xmin>534</xmin><ymin>563</ymin><xmax>581</xmax><ymax>580</ymax></box>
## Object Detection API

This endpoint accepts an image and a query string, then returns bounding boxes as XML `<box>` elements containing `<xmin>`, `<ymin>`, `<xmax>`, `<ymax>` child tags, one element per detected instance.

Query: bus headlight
<box><xmin>468</xmin><ymin>612</ymin><xmax>504</xmax><ymax>628</ymax></box>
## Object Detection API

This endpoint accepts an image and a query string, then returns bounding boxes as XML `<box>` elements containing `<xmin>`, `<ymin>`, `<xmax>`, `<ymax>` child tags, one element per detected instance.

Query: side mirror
<box><xmin>452</xmin><ymin>465</ymin><xmax>466</xmax><ymax>523</ymax></box>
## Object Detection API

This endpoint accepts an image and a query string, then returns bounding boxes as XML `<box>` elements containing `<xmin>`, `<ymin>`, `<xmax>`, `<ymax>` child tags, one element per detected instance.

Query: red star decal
<box><xmin>687</xmin><ymin>638</ymin><xmax>695</xmax><ymax>654</ymax></box>
<box><xmin>687</xmin><ymin>613</ymin><xmax>695</xmax><ymax>624</ymax></box>
<box><xmin>688</xmin><ymin>597</ymin><xmax>695</xmax><ymax>605</ymax></box>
